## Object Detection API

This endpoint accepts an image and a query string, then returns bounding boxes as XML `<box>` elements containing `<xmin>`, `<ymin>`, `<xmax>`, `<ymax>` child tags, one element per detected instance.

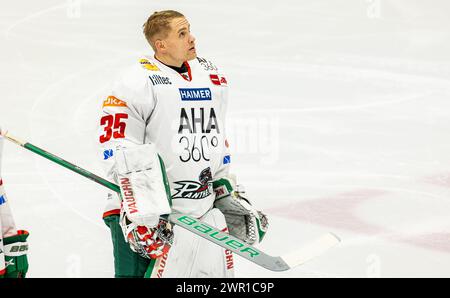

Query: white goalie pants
<box><xmin>149</xmin><ymin>208</ymin><xmax>235</xmax><ymax>278</ymax></box>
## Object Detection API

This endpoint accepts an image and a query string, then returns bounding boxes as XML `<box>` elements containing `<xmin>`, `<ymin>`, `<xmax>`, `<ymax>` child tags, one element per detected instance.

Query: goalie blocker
<box><xmin>114</xmin><ymin>144</ymin><xmax>173</xmax><ymax>260</ymax></box>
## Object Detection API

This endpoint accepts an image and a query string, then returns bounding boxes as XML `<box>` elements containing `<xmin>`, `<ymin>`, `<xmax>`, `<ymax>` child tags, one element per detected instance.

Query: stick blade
<box><xmin>281</xmin><ymin>232</ymin><xmax>341</xmax><ymax>269</ymax></box>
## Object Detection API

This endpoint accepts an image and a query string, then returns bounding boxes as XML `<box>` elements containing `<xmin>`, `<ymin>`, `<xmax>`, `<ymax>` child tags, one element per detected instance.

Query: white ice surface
<box><xmin>1</xmin><ymin>0</ymin><xmax>450</xmax><ymax>277</ymax></box>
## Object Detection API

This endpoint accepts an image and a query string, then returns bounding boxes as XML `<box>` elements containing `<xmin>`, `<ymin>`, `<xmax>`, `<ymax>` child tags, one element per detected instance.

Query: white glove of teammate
<box><xmin>213</xmin><ymin>175</ymin><xmax>269</xmax><ymax>245</ymax></box>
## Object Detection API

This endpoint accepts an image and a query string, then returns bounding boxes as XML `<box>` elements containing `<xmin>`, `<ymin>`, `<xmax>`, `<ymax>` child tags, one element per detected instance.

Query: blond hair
<box><xmin>143</xmin><ymin>10</ymin><xmax>185</xmax><ymax>51</ymax></box>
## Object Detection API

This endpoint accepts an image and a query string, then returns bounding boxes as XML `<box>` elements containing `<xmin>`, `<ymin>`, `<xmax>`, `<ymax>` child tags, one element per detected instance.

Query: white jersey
<box><xmin>0</xmin><ymin>136</ymin><xmax>17</xmax><ymax>276</ymax></box>
<box><xmin>98</xmin><ymin>56</ymin><xmax>231</xmax><ymax>219</ymax></box>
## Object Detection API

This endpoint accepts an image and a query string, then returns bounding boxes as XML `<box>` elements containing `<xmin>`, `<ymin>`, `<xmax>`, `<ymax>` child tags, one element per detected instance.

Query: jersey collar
<box><xmin>154</xmin><ymin>56</ymin><xmax>192</xmax><ymax>82</ymax></box>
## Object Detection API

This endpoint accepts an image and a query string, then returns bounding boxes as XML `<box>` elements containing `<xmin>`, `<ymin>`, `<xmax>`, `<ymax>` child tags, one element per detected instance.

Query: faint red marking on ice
<box><xmin>268</xmin><ymin>189</ymin><xmax>389</xmax><ymax>235</ymax></box>
<box><xmin>422</xmin><ymin>172</ymin><xmax>450</xmax><ymax>188</ymax></box>
<box><xmin>268</xmin><ymin>188</ymin><xmax>450</xmax><ymax>253</ymax></box>
<box><xmin>393</xmin><ymin>232</ymin><xmax>450</xmax><ymax>254</ymax></box>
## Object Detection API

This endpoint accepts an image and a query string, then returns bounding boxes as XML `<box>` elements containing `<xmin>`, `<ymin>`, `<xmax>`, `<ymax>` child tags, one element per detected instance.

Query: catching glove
<box><xmin>213</xmin><ymin>175</ymin><xmax>268</xmax><ymax>245</ymax></box>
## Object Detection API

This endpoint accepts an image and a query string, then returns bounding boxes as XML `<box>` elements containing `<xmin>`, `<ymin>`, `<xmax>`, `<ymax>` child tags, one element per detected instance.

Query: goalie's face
<box><xmin>156</xmin><ymin>17</ymin><xmax>196</xmax><ymax>66</ymax></box>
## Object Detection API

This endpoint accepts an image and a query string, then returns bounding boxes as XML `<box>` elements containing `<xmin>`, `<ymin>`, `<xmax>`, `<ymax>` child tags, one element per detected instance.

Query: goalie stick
<box><xmin>0</xmin><ymin>130</ymin><xmax>340</xmax><ymax>271</ymax></box>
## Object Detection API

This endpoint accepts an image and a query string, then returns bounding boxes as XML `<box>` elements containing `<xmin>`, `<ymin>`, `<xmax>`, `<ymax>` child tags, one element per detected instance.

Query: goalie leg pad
<box><xmin>147</xmin><ymin>208</ymin><xmax>234</xmax><ymax>278</ymax></box>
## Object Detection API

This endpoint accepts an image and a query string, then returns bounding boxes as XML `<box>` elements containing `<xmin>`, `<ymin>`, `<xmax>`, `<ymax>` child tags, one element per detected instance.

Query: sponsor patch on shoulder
<box><xmin>210</xmin><ymin>74</ymin><xmax>228</xmax><ymax>86</ymax></box>
<box><xmin>103</xmin><ymin>96</ymin><xmax>127</xmax><ymax>108</ymax></box>
<box><xmin>140</xmin><ymin>58</ymin><xmax>160</xmax><ymax>71</ymax></box>
<box><xmin>197</xmin><ymin>57</ymin><xmax>218</xmax><ymax>71</ymax></box>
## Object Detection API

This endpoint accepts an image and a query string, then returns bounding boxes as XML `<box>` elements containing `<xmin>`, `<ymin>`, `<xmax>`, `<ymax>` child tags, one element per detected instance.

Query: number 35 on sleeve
<box><xmin>99</xmin><ymin>113</ymin><xmax>128</xmax><ymax>143</ymax></box>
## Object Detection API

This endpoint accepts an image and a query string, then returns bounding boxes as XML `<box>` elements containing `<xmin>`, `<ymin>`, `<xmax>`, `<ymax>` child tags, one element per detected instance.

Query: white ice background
<box><xmin>1</xmin><ymin>0</ymin><xmax>450</xmax><ymax>277</ymax></box>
